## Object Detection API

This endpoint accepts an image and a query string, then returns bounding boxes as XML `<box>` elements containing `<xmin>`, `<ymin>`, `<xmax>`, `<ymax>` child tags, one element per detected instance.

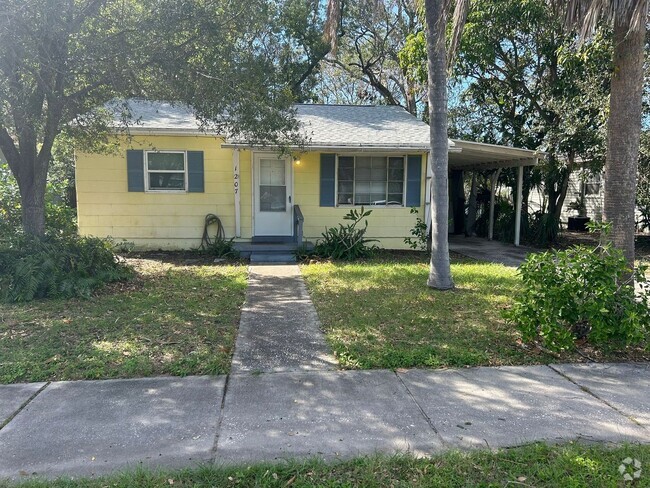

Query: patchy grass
<box><xmin>6</xmin><ymin>442</ymin><xmax>650</xmax><ymax>487</ymax></box>
<box><xmin>301</xmin><ymin>253</ymin><xmax>648</xmax><ymax>369</ymax></box>
<box><xmin>0</xmin><ymin>259</ymin><xmax>247</xmax><ymax>383</ymax></box>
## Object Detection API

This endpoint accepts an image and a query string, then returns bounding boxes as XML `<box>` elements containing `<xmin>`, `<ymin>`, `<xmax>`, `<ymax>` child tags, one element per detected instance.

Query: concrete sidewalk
<box><xmin>0</xmin><ymin>363</ymin><xmax>649</xmax><ymax>480</ymax></box>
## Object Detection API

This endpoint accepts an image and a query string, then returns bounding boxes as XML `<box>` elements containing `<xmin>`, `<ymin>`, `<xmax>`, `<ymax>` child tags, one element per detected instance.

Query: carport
<box><xmin>424</xmin><ymin>140</ymin><xmax>540</xmax><ymax>247</ymax></box>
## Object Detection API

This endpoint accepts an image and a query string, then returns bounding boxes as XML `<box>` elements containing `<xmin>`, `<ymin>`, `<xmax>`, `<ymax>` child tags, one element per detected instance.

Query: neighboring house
<box><xmin>528</xmin><ymin>170</ymin><xmax>604</xmax><ymax>226</ymax></box>
<box><xmin>75</xmin><ymin>100</ymin><xmax>538</xmax><ymax>254</ymax></box>
<box><xmin>561</xmin><ymin>171</ymin><xmax>603</xmax><ymax>224</ymax></box>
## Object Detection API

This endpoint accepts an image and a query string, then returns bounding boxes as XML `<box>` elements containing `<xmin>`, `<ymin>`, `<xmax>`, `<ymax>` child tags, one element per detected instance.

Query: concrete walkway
<box><xmin>449</xmin><ymin>235</ymin><xmax>536</xmax><ymax>267</ymax></box>
<box><xmin>1</xmin><ymin>265</ymin><xmax>649</xmax><ymax>480</ymax></box>
<box><xmin>231</xmin><ymin>265</ymin><xmax>336</xmax><ymax>373</ymax></box>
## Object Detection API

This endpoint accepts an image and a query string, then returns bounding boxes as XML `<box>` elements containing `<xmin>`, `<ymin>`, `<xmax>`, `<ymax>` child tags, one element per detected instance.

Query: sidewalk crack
<box><xmin>546</xmin><ymin>364</ymin><xmax>647</xmax><ymax>430</ymax></box>
<box><xmin>210</xmin><ymin>373</ymin><xmax>231</xmax><ymax>463</ymax></box>
<box><xmin>0</xmin><ymin>382</ymin><xmax>50</xmax><ymax>432</ymax></box>
<box><xmin>394</xmin><ymin>372</ymin><xmax>448</xmax><ymax>448</ymax></box>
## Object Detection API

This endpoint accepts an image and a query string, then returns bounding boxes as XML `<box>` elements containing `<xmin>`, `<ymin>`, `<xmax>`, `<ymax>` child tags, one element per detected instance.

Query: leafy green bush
<box><xmin>0</xmin><ymin>234</ymin><xmax>133</xmax><ymax>302</ymax></box>
<box><xmin>404</xmin><ymin>207</ymin><xmax>428</xmax><ymax>251</ymax></box>
<box><xmin>505</xmin><ymin>224</ymin><xmax>650</xmax><ymax>351</ymax></box>
<box><xmin>314</xmin><ymin>207</ymin><xmax>378</xmax><ymax>260</ymax></box>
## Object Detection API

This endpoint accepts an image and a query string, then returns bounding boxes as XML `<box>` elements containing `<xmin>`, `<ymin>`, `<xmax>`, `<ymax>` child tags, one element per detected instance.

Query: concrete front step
<box><xmin>234</xmin><ymin>241</ymin><xmax>313</xmax><ymax>262</ymax></box>
<box><xmin>249</xmin><ymin>253</ymin><xmax>296</xmax><ymax>263</ymax></box>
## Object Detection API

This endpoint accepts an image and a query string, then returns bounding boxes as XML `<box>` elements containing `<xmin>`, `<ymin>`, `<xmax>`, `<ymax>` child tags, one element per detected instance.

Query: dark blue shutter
<box><xmin>127</xmin><ymin>150</ymin><xmax>144</xmax><ymax>192</ymax></box>
<box><xmin>320</xmin><ymin>153</ymin><xmax>336</xmax><ymax>207</ymax></box>
<box><xmin>187</xmin><ymin>151</ymin><xmax>204</xmax><ymax>192</ymax></box>
<box><xmin>405</xmin><ymin>154</ymin><xmax>422</xmax><ymax>207</ymax></box>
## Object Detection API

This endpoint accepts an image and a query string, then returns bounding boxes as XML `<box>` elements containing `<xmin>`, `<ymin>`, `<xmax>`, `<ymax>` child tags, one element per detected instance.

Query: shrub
<box><xmin>206</xmin><ymin>236</ymin><xmax>240</xmax><ymax>259</ymax></box>
<box><xmin>404</xmin><ymin>207</ymin><xmax>428</xmax><ymax>251</ymax></box>
<box><xmin>314</xmin><ymin>207</ymin><xmax>378</xmax><ymax>260</ymax></box>
<box><xmin>0</xmin><ymin>234</ymin><xmax>133</xmax><ymax>302</ymax></box>
<box><xmin>505</xmin><ymin>224</ymin><xmax>650</xmax><ymax>351</ymax></box>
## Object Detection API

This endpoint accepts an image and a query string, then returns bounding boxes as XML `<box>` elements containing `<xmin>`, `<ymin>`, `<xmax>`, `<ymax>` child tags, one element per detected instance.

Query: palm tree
<box><xmin>325</xmin><ymin>0</ymin><xmax>468</xmax><ymax>289</ymax></box>
<box><xmin>423</xmin><ymin>0</ymin><xmax>468</xmax><ymax>289</ymax></box>
<box><xmin>555</xmin><ymin>0</ymin><xmax>648</xmax><ymax>267</ymax></box>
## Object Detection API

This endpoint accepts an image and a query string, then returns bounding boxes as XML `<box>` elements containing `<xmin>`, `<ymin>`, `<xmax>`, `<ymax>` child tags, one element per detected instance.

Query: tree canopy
<box><xmin>0</xmin><ymin>0</ymin><xmax>327</xmax><ymax>235</ymax></box>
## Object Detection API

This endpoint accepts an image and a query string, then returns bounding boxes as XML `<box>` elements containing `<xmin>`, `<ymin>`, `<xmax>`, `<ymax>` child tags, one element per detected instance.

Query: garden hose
<box><xmin>200</xmin><ymin>214</ymin><xmax>225</xmax><ymax>250</ymax></box>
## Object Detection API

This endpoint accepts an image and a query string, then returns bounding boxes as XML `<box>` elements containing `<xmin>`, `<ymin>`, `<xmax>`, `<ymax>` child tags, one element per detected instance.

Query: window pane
<box><xmin>259</xmin><ymin>185</ymin><xmax>286</xmax><ymax>212</ymax></box>
<box><xmin>355</xmin><ymin>193</ymin><xmax>371</xmax><ymax>205</ymax></box>
<box><xmin>338</xmin><ymin>157</ymin><xmax>354</xmax><ymax>180</ymax></box>
<box><xmin>355</xmin><ymin>181</ymin><xmax>371</xmax><ymax>193</ymax></box>
<box><xmin>338</xmin><ymin>181</ymin><xmax>353</xmax><ymax>194</ymax></box>
<box><xmin>338</xmin><ymin>193</ymin><xmax>353</xmax><ymax>205</ymax></box>
<box><xmin>372</xmin><ymin>157</ymin><xmax>387</xmax><ymax>180</ymax></box>
<box><xmin>260</xmin><ymin>159</ymin><xmax>285</xmax><ymax>185</ymax></box>
<box><xmin>388</xmin><ymin>158</ymin><xmax>404</xmax><ymax>180</ymax></box>
<box><xmin>372</xmin><ymin>157</ymin><xmax>387</xmax><ymax>167</ymax></box>
<box><xmin>388</xmin><ymin>182</ymin><xmax>403</xmax><ymax>193</ymax></box>
<box><xmin>356</xmin><ymin>167</ymin><xmax>371</xmax><ymax>180</ymax></box>
<box><xmin>148</xmin><ymin>152</ymin><xmax>184</xmax><ymax>171</ymax></box>
<box><xmin>387</xmin><ymin>193</ymin><xmax>403</xmax><ymax>205</ymax></box>
<box><xmin>149</xmin><ymin>172</ymin><xmax>185</xmax><ymax>190</ymax></box>
<box><xmin>370</xmin><ymin>181</ymin><xmax>385</xmax><ymax>193</ymax></box>
<box><xmin>356</xmin><ymin>156</ymin><xmax>372</xmax><ymax>168</ymax></box>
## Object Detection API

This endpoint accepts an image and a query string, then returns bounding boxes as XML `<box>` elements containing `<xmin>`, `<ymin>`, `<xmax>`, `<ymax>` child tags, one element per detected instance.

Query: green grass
<box><xmin>5</xmin><ymin>442</ymin><xmax>650</xmax><ymax>487</ymax></box>
<box><xmin>0</xmin><ymin>259</ymin><xmax>248</xmax><ymax>383</ymax></box>
<box><xmin>302</xmin><ymin>253</ymin><xmax>650</xmax><ymax>369</ymax></box>
<box><xmin>301</xmin><ymin>255</ymin><xmax>543</xmax><ymax>369</ymax></box>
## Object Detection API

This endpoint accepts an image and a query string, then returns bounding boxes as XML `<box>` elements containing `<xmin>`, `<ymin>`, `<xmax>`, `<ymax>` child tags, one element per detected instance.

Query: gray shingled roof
<box><xmin>295</xmin><ymin>104</ymin><xmax>436</xmax><ymax>149</ymax></box>
<box><xmin>112</xmin><ymin>100</ymin><xmax>202</xmax><ymax>131</ymax></box>
<box><xmin>115</xmin><ymin>100</ymin><xmax>443</xmax><ymax>150</ymax></box>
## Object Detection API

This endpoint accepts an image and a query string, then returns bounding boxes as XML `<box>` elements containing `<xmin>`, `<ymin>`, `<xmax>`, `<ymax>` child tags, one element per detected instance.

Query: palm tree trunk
<box><xmin>603</xmin><ymin>9</ymin><xmax>645</xmax><ymax>268</ymax></box>
<box><xmin>425</xmin><ymin>0</ymin><xmax>454</xmax><ymax>290</ymax></box>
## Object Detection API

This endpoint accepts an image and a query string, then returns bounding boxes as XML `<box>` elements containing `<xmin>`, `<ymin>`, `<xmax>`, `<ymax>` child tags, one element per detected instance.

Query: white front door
<box><xmin>253</xmin><ymin>153</ymin><xmax>293</xmax><ymax>236</ymax></box>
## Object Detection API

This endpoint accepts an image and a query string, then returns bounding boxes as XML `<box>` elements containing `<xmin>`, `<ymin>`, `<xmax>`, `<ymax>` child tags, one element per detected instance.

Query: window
<box><xmin>584</xmin><ymin>173</ymin><xmax>601</xmax><ymax>195</ymax></box>
<box><xmin>145</xmin><ymin>151</ymin><xmax>187</xmax><ymax>191</ymax></box>
<box><xmin>336</xmin><ymin>155</ymin><xmax>405</xmax><ymax>206</ymax></box>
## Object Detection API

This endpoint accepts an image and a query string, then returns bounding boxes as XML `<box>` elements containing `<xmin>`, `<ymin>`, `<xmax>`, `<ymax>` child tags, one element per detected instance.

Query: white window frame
<box><xmin>144</xmin><ymin>150</ymin><xmax>188</xmax><ymax>193</ymax></box>
<box><xmin>335</xmin><ymin>154</ymin><xmax>407</xmax><ymax>207</ymax></box>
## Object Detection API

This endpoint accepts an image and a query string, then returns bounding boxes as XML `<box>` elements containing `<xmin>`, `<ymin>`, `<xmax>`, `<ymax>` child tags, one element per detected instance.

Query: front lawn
<box><xmin>301</xmin><ymin>254</ymin><xmax>648</xmax><ymax>369</ymax></box>
<box><xmin>0</xmin><ymin>258</ymin><xmax>247</xmax><ymax>383</ymax></box>
<box><xmin>8</xmin><ymin>442</ymin><xmax>650</xmax><ymax>487</ymax></box>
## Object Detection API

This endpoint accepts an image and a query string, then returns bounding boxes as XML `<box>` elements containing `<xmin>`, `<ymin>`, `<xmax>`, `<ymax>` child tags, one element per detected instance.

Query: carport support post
<box><xmin>488</xmin><ymin>168</ymin><xmax>501</xmax><ymax>240</ymax></box>
<box><xmin>514</xmin><ymin>165</ymin><xmax>523</xmax><ymax>246</ymax></box>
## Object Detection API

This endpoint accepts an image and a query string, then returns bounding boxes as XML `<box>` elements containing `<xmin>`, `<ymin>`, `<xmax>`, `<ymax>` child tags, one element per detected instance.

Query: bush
<box><xmin>313</xmin><ymin>207</ymin><xmax>378</xmax><ymax>260</ymax></box>
<box><xmin>404</xmin><ymin>207</ymin><xmax>428</xmax><ymax>251</ymax></box>
<box><xmin>505</xmin><ymin>224</ymin><xmax>650</xmax><ymax>351</ymax></box>
<box><xmin>206</xmin><ymin>236</ymin><xmax>240</xmax><ymax>259</ymax></box>
<box><xmin>0</xmin><ymin>234</ymin><xmax>133</xmax><ymax>302</ymax></box>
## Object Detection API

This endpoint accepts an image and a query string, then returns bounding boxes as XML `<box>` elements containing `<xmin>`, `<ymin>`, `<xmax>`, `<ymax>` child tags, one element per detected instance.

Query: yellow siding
<box><xmin>76</xmin><ymin>135</ymin><xmax>252</xmax><ymax>250</ymax></box>
<box><xmin>76</xmin><ymin>136</ymin><xmax>426</xmax><ymax>250</ymax></box>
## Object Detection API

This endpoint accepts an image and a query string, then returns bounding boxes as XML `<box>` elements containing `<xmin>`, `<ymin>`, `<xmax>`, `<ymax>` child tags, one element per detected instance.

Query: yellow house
<box><xmin>75</xmin><ymin>101</ymin><xmax>539</xmax><ymax>259</ymax></box>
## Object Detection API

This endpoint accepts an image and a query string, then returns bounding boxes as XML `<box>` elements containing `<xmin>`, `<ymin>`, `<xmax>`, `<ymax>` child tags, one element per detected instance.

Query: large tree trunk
<box><xmin>603</xmin><ymin>11</ymin><xmax>645</xmax><ymax>268</ymax></box>
<box><xmin>424</xmin><ymin>0</ymin><xmax>454</xmax><ymax>290</ymax></box>
<box><xmin>19</xmin><ymin>169</ymin><xmax>48</xmax><ymax>236</ymax></box>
